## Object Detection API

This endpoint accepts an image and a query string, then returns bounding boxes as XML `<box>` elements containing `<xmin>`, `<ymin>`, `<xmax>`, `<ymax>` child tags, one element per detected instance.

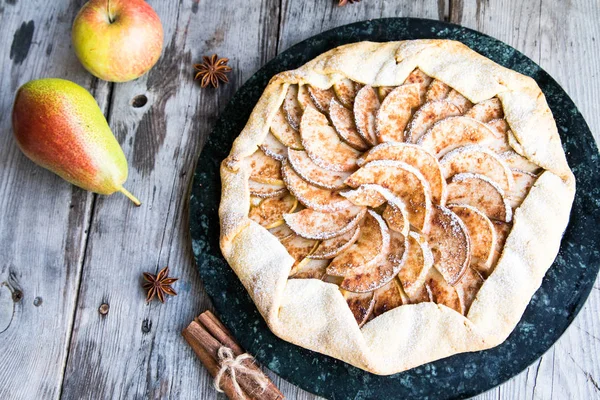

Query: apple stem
<box><xmin>119</xmin><ymin>187</ymin><xmax>141</xmax><ymax>207</ymax></box>
<box><xmin>106</xmin><ymin>0</ymin><xmax>115</xmax><ymax>23</ymax></box>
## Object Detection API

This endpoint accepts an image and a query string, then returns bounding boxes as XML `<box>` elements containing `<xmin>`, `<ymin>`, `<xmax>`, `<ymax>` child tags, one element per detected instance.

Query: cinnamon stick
<box><xmin>182</xmin><ymin>321</ymin><xmax>249</xmax><ymax>400</ymax></box>
<box><xmin>197</xmin><ymin>311</ymin><xmax>244</xmax><ymax>355</ymax></box>
<box><xmin>197</xmin><ymin>311</ymin><xmax>283</xmax><ymax>400</ymax></box>
<box><xmin>183</xmin><ymin>311</ymin><xmax>284</xmax><ymax>400</ymax></box>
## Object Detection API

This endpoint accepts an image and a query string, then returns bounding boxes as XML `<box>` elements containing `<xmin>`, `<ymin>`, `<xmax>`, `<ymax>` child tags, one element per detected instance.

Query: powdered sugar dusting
<box><xmin>310</xmin><ymin>226</ymin><xmax>361</xmax><ymax>259</ymax></box>
<box><xmin>449</xmin><ymin>173</ymin><xmax>513</xmax><ymax>223</ymax></box>
<box><xmin>219</xmin><ymin>40</ymin><xmax>570</xmax><ymax>375</ymax></box>
<box><xmin>283</xmin><ymin>206</ymin><xmax>366</xmax><ymax>240</ymax></box>
<box><xmin>451</xmin><ymin>172</ymin><xmax>506</xmax><ymax>196</ymax></box>
<box><xmin>281</xmin><ymin>159</ymin><xmax>353</xmax><ymax>212</ymax></box>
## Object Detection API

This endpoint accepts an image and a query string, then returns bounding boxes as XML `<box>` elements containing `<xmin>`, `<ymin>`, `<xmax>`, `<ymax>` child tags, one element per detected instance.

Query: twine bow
<box><xmin>214</xmin><ymin>346</ymin><xmax>269</xmax><ymax>398</ymax></box>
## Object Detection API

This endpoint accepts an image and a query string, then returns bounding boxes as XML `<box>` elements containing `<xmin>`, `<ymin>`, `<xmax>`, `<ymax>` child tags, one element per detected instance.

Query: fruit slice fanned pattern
<box><xmin>247</xmin><ymin>69</ymin><xmax>544</xmax><ymax>326</ymax></box>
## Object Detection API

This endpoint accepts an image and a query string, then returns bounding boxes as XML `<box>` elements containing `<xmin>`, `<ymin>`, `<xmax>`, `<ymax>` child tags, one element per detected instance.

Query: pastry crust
<box><xmin>218</xmin><ymin>40</ymin><xmax>575</xmax><ymax>375</ymax></box>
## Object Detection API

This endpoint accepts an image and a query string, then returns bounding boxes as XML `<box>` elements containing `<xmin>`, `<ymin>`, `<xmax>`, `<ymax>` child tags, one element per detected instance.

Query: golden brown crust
<box><xmin>218</xmin><ymin>40</ymin><xmax>575</xmax><ymax>375</ymax></box>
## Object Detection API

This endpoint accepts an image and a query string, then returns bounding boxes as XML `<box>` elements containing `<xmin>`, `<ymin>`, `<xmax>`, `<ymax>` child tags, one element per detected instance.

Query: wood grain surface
<box><xmin>0</xmin><ymin>0</ymin><xmax>598</xmax><ymax>399</ymax></box>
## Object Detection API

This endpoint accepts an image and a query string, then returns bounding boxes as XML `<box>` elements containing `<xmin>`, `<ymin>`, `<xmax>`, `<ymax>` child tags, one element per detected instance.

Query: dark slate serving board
<box><xmin>189</xmin><ymin>18</ymin><xmax>600</xmax><ymax>400</ymax></box>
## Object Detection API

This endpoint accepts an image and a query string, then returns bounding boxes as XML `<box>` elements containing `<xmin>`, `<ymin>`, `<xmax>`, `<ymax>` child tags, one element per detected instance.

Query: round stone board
<box><xmin>189</xmin><ymin>18</ymin><xmax>600</xmax><ymax>400</ymax></box>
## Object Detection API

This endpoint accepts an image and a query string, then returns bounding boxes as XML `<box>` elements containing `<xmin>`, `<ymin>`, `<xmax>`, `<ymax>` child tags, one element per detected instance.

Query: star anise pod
<box><xmin>194</xmin><ymin>54</ymin><xmax>232</xmax><ymax>88</ymax></box>
<box><xmin>338</xmin><ymin>0</ymin><xmax>360</xmax><ymax>6</ymax></box>
<box><xmin>142</xmin><ymin>266</ymin><xmax>178</xmax><ymax>303</ymax></box>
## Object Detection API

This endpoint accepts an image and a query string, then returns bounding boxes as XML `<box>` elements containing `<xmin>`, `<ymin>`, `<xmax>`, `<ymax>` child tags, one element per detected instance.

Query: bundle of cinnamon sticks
<box><xmin>182</xmin><ymin>310</ymin><xmax>284</xmax><ymax>400</ymax></box>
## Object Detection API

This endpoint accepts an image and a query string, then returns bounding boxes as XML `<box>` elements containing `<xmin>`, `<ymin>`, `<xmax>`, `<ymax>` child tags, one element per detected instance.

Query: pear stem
<box><xmin>119</xmin><ymin>187</ymin><xmax>141</xmax><ymax>206</ymax></box>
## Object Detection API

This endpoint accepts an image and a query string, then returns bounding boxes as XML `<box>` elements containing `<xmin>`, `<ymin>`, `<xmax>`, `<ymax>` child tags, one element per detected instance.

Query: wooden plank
<box><xmin>456</xmin><ymin>1</ymin><xmax>600</xmax><ymax>399</ymax></box>
<box><xmin>278</xmin><ymin>0</ymin><xmax>442</xmax><ymax>53</ymax></box>
<box><xmin>539</xmin><ymin>0</ymin><xmax>600</xmax><ymax>143</ymax></box>
<box><xmin>0</xmin><ymin>1</ymin><xmax>111</xmax><ymax>399</ymax></box>
<box><xmin>59</xmin><ymin>1</ymin><xmax>280</xmax><ymax>399</ymax></box>
<box><xmin>532</xmin><ymin>1</ymin><xmax>600</xmax><ymax>398</ymax></box>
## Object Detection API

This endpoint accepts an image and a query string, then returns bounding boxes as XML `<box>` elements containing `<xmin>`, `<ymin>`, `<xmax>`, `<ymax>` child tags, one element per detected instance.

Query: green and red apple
<box><xmin>72</xmin><ymin>0</ymin><xmax>164</xmax><ymax>82</ymax></box>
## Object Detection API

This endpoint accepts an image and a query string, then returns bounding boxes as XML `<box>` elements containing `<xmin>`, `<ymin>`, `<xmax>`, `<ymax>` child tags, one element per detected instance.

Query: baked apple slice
<box><xmin>339</xmin><ymin>184</ymin><xmax>409</xmax><ymax>236</ymax></box>
<box><xmin>308</xmin><ymin>86</ymin><xmax>335</xmax><ymax>113</ymax></box>
<box><xmin>249</xmin><ymin>196</ymin><xmax>262</xmax><ymax>207</ymax></box>
<box><xmin>448</xmin><ymin>204</ymin><xmax>496</xmax><ymax>274</ymax></box>
<box><xmin>410</xmin><ymin>284</ymin><xmax>434</xmax><ymax>304</ymax></box>
<box><xmin>329</xmin><ymin>98</ymin><xmax>369</xmax><ymax>151</ymax></box>
<box><xmin>440</xmin><ymin>145</ymin><xmax>514</xmax><ymax>192</ymax></box>
<box><xmin>358</xmin><ymin>143</ymin><xmax>446</xmax><ymax>204</ymax></box>
<box><xmin>375</xmin><ymin>84</ymin><xmax>421</xmax><ymax>142</ymax></box>
<box><xmin>490</xmin><ymin>130</ymin><xmax>512</xmax><ymax>154</ymax></box>
<box><xmin>499</xmin><ymin>150</ymin><xmax>541</xmax><ymax>174</ymax></box>
<box><xmin>397</xmin><ymin>232</ymin><xmax>434</xmax><ymax>300</ymax></box>
<box><xmin>403</xmin><ymin>68</ymin><xmax>432</xmax><ymax>104</ymax></box>
<box><xmin>487</xmin><ymin>118</ymin><xmax>509</xmax><ymax>136</ymax></box>
<box><xmin>323</xmin><ymin>275</ymin><xmax>344</xmax><ymax>286</ymax></box>
<box><xmin>271</xmin><ymin>107</ymin><xmax>303</xmax><ymax>149</ymax></box>
<box><xmin>281</xmin><ymin>160</ymin><xmax>353</xmax><ymax>212</ymax></box>
<box><xmin>340</xmin><ymin>230</ymin><xmax>408</xmax><ymax>293</ymax></box>
<box><xmin>345</xmin><ymin>160</ymin><xmax>433</xmax><ymax>233</ymax></box>
<box><xmin>490</xmin><ymin>220</ymin><xmax>512</xmax><ymax>268</ymax></box>
<box><xmin>342</xmin><ymin>290</ymin><xmax>375</xmax><ymax>327</ymax></box>
<box><xmin>300</xmin><ymin>106</ymin><xmax>361</xmax><ymax>172</ymax></box>
<box><xmin>507</xmin><ymin>170</ymin><xmax>537</xmax><ymax>208</ymax></box>
<box><xmin>297</xmin><ymin>85</ymin><xmax>315</xmax><ymax>110</ymax></box>
<box><xmin>340</xmin><ymin>184</ymin><xmax>387</xmax><ymax>208</ymax></box>
<box><xmin>354</xmin><ymin>85</ymin><xmax>380</xmax><ymax>145</ymax></box>
<box><xmin>287</xmin><ymin>149</ymin><xmax>350</xmax><ymax>190</ymax></box>
<box><xmin>426</xmin><ymin>267</ymin><xmax>462</xmax><ymax>313</ymax></box>
<box><xmin>333</xmin><ymin>78</ymin><xmax>358</xmax><ymax>108</ymax></box>
<box><xmin>372</xmin><ymin>279</ymin><xmax>404</xmax><ymax>318</ymax></box>
<box><xmin>248</xmin><ymin>180</ymin><xmax>287</xmax><ymax>198</ymax></box>
<box><xmin>282</xmin><ymin>234</ymin><xmax>318</xmax><ymax>275</ymax></box>
<box><xmin>247</xmin><ymin>148</ymin><xmax>284</xmax><ymax>185</ymax></box>
<box><xmin>283</xmin><ymin>84</ymin><xmax>303</xmax><ymax>130</ymax></box>
<box><xmin>310</xmin><ymin>226</ymin><xmax>361</xmax><ymax>259</ymax></box>
<box><xmin>445</xmin><ymin>90</ymin><xmax>473</xmax><ymax>113</ymax></box>
<box><xmin>464</xmin><ymin>98</ymin><xmax>503</xmax><ymax>122</ymax></box>
<box><xmin>427</xmin><ymin>205</ymin><xmax>471</xmax><ymax>285</ymax></box>
<box><xmin>454</xmin><ymin>266</ymin><xmax>484</xmax><ymax>314</ymax></box>
<box><xmin>269</xmin><ymin>224</ymin><xmax>294</xmax><ymax>241</ymax></box>
<box><xmin>284</xmin><ymin>206</ymin><xmax>367</xmax><ymax>240</ymax></box>
<box><xmin>404</xmin><ymin>100</ymin><xmax>461</xmax><ymax>143</ymax></box>
<box><xmin>446</xmin><ymin>173</ymin><xmax>513</xmax><ymax>223</ymax></box>
<box><xmin>507</xmin><ymin>129</ymin><xmax>526</xmax><ymax>155</ymax></box>
<box><xmin>485</xmin><ymin>123</ymin><xmax>512</xmax><ymax>154</ymax></box>
<box><xmin>259</xmin><ymin>131</ymin><xmax>288</xmax><ymax>161</ymax></box>
<box><xmin>377</xmin><ymin>86</ymin><xmax>395</xmax><ymax>101</ymax></box>
<box><xmin>327</xmin><ymin>211</ymin><xmax>390</xmax><ymax>276</ymax></box>
<box><xmin>249</xmin><ymin>194</ymin><xmax>297</xmax><ymax>229</ymax></box>
<box><xmin>383</xmin><ymin>199</ymin><xmax>410</xmax><ymax>237</ymax></box>
<box><xmin>417</xmin><ymin>116</ymin><xmax>503</xmax><ymax>157</ymax></box>
<box><xmin>290</xmin><ymin>258</ymin><xmax>329</xmax><ymax>280</ymax></box>
<box><xmin>425</xmin><ymin>79</ymin><xmax>451</xmax><ymax>102</ymax></box>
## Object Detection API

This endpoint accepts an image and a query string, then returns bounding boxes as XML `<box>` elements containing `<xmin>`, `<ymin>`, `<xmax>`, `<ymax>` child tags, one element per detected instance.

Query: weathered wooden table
<box><xmin>1</xmin><ymin>1</ymin><xmax>598</xmax><ymax>399</ymax></box>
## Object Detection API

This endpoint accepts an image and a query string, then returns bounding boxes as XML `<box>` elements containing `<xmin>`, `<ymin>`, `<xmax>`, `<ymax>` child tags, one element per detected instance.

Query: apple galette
<box><xmin>219</xmin><ymin>40</ymin><xmax>575</xmax><ymax>374</ymax></box>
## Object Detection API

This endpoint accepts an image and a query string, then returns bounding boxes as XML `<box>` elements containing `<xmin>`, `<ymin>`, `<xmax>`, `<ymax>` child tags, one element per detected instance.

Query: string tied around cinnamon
<box><xmin>214</xmin><ymin>346</ymin><xmax>269</xmax><ymax>398</ymax></box>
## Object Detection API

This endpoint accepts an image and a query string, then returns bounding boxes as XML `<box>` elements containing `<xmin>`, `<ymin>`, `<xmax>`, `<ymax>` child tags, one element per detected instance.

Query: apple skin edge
<box><xmin>72</xmin><ymin>0</ymin><xmax>164</xmax><ymax>83</ymax></box>
<box><xmin>12</xmin><ymin>78</ymin><xmax>141</xmax><ymax>206</ymax></box>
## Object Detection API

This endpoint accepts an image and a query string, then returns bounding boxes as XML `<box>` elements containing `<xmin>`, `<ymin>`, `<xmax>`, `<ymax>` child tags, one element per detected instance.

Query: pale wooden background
<box><xmin>0</xmin><ymin>0</ymin><xmax>598</xmax><ymax>399</ymax></box>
